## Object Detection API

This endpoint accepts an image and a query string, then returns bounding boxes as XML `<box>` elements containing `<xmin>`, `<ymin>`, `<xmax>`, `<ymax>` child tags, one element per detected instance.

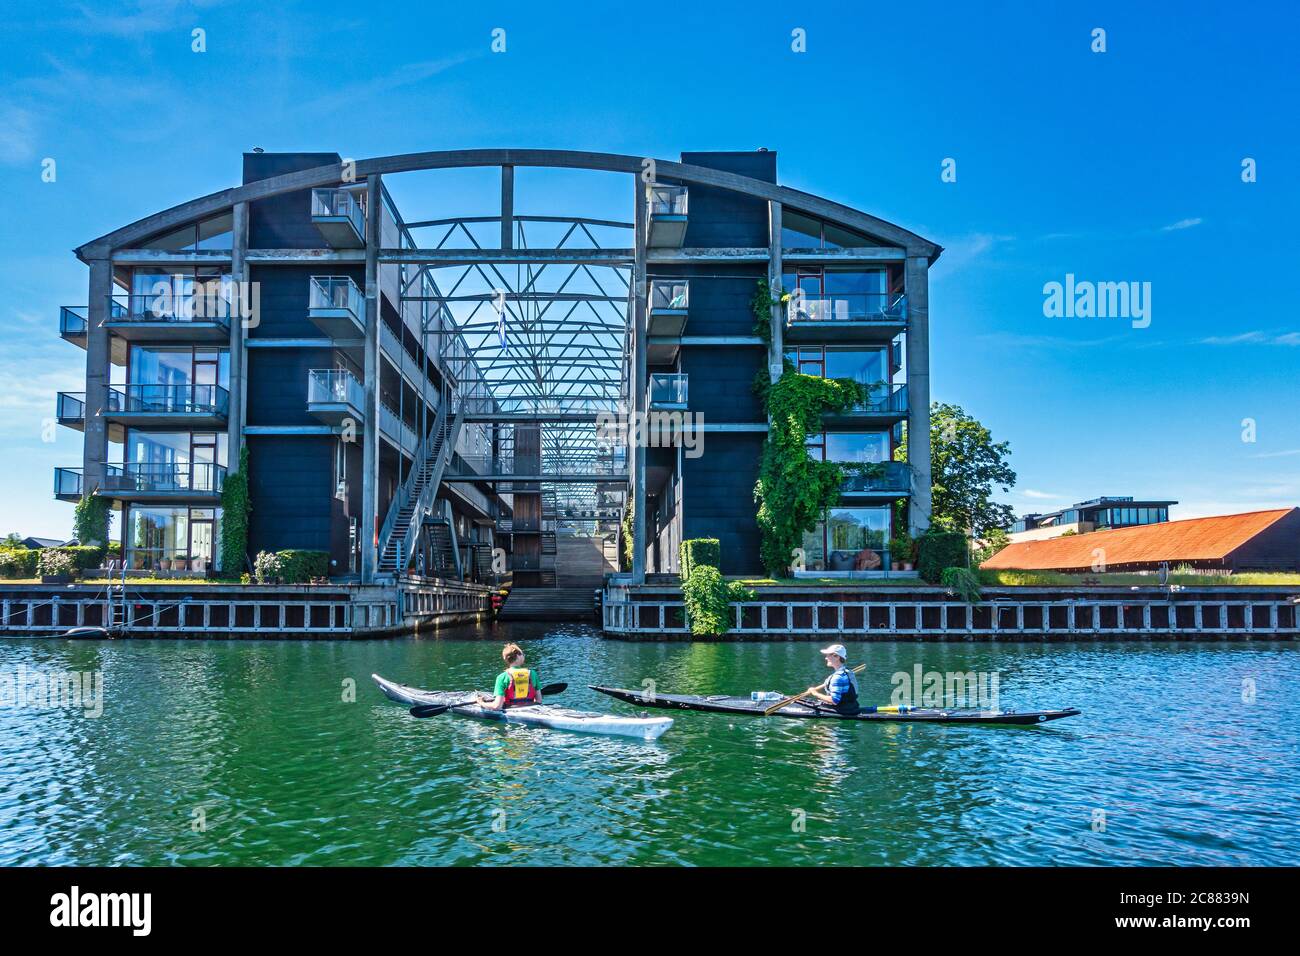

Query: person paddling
<box><xmin>477</xmin><ymin>643</ymin><xmax>543</xmax><ymax>710</ymax></box>
<box><xmin>800</xmin><ymin>644</ymin><xmax>860</xmax><ymax>715</ymax></box>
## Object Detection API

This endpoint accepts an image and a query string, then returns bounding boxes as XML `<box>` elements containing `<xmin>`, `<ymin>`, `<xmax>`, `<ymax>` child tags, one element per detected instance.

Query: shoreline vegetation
<box><xmin>734</xmin><ymin>570</ymin><xmax>1300</xmax><ymax>588</ymax></box>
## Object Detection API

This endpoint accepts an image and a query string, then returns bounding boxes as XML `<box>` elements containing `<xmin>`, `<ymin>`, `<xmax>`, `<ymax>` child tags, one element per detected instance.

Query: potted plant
<box><xmin>889</xmin><ymin>533</ymin><xmax>915</xmax><ymax>572</ymax></box>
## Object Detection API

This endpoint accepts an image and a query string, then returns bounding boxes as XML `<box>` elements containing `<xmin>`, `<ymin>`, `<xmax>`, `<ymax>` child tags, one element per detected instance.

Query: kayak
<box><xmin>590</xmin><ymin>686</ymin><xmax>1080</xmax><ymax>726</ymax></box>
<box><xmin>372</xmin><ymin>674</ymin><xmax>674</xmax><ymax>740</ymax></box>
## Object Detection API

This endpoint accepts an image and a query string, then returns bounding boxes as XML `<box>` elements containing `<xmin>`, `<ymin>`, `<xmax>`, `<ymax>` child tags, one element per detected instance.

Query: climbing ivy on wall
<box><xmin>753</xmin><ymin>368</ymin><xmax>866</xmax><ymax>576</ymax></box>
<box><xmin>72</xmin><ymin>494</ymin><xmax>112</xmax><ymax>547</ymax></box>
<box><xmin>620</xmin><ymin>499</ymin><xmax>634</xmax><ymax>571</ymax></box>
<box><xmin>220</xmin><ymin>445</ymin><xmax>251</xmax><ymax>575</ymax></box>
<box><xmin>750</xmin><ymin>277</ymin><xmax>788</xmax><ymax>345</ymax></box>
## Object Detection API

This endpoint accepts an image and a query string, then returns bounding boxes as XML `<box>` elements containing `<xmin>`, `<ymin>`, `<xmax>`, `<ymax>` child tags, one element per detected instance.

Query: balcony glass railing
<box><xmin>103</xmin><ymin>462</ymin><xmax>227</xmax><ymax>495</ymax></box>
<box><xmin>56</xmin><ymin>392</ymin><xmax>86</xmax><ymax>421</ymax></box>
<box><xmin>649</xmin><ymin>373</ymin><xmax>688</xmax><ymax>408</ymax></box>
<box><xmin>108</xmin><ymin>384</ymin><xmax>229</xmax><ymax>416</ymax></box>
<box><xmin>839</xmin><ymin>460</ymin><xmax>911</xmax><ymax>495</ymax></box>
<box><xmin>60</xmin><ymin>301</ymin><xmax>132</xmax><ymax>336</ymax></box>
<box><xmin>309</xmin><ymin>275</ymin><xmax>365</xmax><ymax>319</ymax></box>
<box><xmin>786</xmin><ymin>292</ymin><xmax>908</xmax><ymax>324</ymax></box>
<box><xmin>54</xmin><ymin>467</ymin><xmax>83</xmax><ymax>497</ymax></box>
<box><xmin>378</xmin><ymin>402</ymin><xmax>418</xmax><ymax>451</ymax></box>
<box><xmin>109</xmin><ymin>292</ymin><xmax>233</xmax><ymax>326</ymax></box>
<box><xmin>648</xmin><ymin>184</ymin><xmax>689</xmax><ymax>216</ymax></box>
<box><xmin>307</xmin><ymin>368</ymin><xmax>365</xmax><ymax>412</ymax></box>
<box><xmin>311</xmin><ymin>189</ymin><xmax>366</xmax><ymax>238</ymax></box>
<box><xmin>649</xmin><ymin>280</ymin><xmax>689</xmax><ymax>311</ymax></box>
<box><xmin>848</xmin><ymin>383</ymin><xmax>908</xmax><ymax>415</ymax></box>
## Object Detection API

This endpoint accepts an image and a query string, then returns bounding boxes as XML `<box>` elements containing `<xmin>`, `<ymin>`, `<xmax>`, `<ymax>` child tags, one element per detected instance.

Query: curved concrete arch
<box><xmin>77</xmin><ymin>148</ymin><xmax>941</xmax><ymax>261</ymax></box>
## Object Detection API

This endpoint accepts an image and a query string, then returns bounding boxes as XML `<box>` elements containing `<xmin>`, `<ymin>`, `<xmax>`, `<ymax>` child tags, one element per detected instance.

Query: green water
<box><xmin>1</xmin><ymin>624</ymin><xmax>1295</xmax><ymax>866</ymax></box>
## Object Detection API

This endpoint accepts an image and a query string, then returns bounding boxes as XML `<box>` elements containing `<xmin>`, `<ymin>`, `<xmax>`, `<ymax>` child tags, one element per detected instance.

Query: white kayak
<box><xmin>371</xmin><ymin>674</ymin><xmax>673</xmax><ymax>741</ymax></box>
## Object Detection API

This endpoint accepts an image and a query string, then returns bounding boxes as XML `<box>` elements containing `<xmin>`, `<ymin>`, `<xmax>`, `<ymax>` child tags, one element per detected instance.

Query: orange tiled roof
<box><xmin>982</xmin><ymin>508</ymin><xmax>1296</xmax><ymax>570</ymax></box>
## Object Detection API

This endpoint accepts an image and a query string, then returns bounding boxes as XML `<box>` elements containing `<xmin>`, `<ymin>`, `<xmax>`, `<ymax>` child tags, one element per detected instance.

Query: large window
<box><xmin>126</xmin><ymin>506</ymin><xmax>222</xmax><ymax>572</ymax></box>
<box><xmin>781</xmin><ymin>211</ymin><xmax>875</xmax><ymax>250</ymax></box>
<box><xmin>801</xmin><ymin>506</ymin><xmax>892</xmax><ymax>572</ymax></box>
<box><xmin>786</xmin><ymin>346</ymin><xmax>893</xmax><ymax>403</ymax></box>
<box><xmin>140</xmin><ymin>214</ymin><xmax>234</xmax><ymax>252</ymax></box>
<box><xmin>126</xmin><ymin>431</ymin><xmax>228</xmax><ymax>491</ymax></box>
<box><xmin>807</xmin><ymin>431</ymin><xmax>891</xmax><ymax>464</ymax></box>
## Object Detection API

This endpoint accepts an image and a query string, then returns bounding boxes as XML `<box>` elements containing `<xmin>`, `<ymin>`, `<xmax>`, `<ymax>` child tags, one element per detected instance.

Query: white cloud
<box><xmin>0</xmin><ymin>106</ymin><xmax>38</xmax><ymax>166</ymax></box>
<box><xmin>1161</xmin><ymin>217</ymin><xmax>1203</xmax><ymax>231</ymax></box>
<box><xmin>1019</xmin><ymin>489</ymin><xmax>1060</xmax><ymax>500</ymax></box>
<box><xmin>1199</xmin><ymin>331</ymin><xmax>1300</xmax><ymax>346</ymax></box>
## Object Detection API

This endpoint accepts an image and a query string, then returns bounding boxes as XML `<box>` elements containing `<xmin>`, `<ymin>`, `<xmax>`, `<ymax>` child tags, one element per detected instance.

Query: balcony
<box><xmin>648</xmin><ymin>372</ymin><xmax>688</xmax><ymax>411</ymax></box>
<box><xmin>56</xmin><ymin>392</ymin><xmax>86</xmax><ymax>430</ymax></box>
<box><xmin>306</xmin><ymin>369</ymin><xmax>365</xmax><ymax>426</ymax></box>
<box><xmin>378</xmin><ymin>402</ymin><xmax>418</xmax><ymax>456</ymax></box>
<box><xmin>105</xmin><ymin>293</ymin><xmax>231</xmax><ymax>343</ymax></box>
<box><xmin>105</xmin><ymin>384</ymin><xmax>229</xmax><ymax>428</ymax></box>
<box><xmin>824</xmin><ymin>383</ymin><xmax>909</xmax><ymax>427</ymax></box>
<box><xmin>646</xmin><ymin>184</ymin><xmax>688</xmax><ymax>249</ymax></box>
<box><xmin>307</xmin><ymin>276</ymin><xmax>365</xmax><ymax>338</ymax></box>
<box><xmin>101</xmin><ymin>462</ymin><xmax>227</xmax><ymax>502</ymax></box>
<box><xmin>839</xmin><ymin>460</ymin><xmax>911</xmax><ymax>498</ymax></box>
<box><xmin>784</xmin><ymin>292</ymin><xmax>909</xmax><ymax>344</ymax></box>
<box><xmin>60</xmin><ymin>303</ymin><xmax>130</xmax><ymax>362</ymax></box>
<box><xmin>54</xmin><ymin>467</ymin><xmax>83</xmax><ymax>501</ymax></box>
<box><xmin>311</xmin><ymin>189</ymin><xmax>366</xmax><ymax>248</ymax></box>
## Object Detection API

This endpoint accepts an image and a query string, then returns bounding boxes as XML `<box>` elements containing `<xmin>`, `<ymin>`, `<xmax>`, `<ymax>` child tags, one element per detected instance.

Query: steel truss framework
<box><xmin>398</xmin><ymin>211</ymin><xmax>633</xmax><ymax>515</ymax></box>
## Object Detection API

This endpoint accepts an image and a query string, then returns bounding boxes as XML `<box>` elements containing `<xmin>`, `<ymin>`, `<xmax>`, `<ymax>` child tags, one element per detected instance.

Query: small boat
<box><xmin>590</xmin><ymin>686</ymin><xmax>1080</xmax><ymax>726</ymax></box>
<box><xmin>372</xmin><ymin>674</ymin><xmax>673</xmax><ymax>740</ymax></box>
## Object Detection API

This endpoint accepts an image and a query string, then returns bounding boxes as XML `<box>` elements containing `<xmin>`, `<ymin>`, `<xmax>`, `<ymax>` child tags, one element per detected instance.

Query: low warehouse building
<box><xmin>981</xmin><ymin>508</ymin><xmax>1300</xmax><ymax>574</ymax></box>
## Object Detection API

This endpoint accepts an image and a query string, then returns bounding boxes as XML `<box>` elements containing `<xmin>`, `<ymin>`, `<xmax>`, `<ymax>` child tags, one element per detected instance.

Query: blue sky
<box><xmin>1</xmin><ymin>0</ymin><xmax>1297</xmax><ymax>537</ymax></box>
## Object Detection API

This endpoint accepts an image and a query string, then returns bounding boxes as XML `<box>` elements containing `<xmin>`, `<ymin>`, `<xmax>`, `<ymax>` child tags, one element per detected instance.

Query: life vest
<box><xmin>826</xmin><ymin>666</ymin><xmax>860</xmax><ymax>713</ymax></box>
<box><xmin>503</xmin><ymin>667</ymin><xmax>537</xmax><ymax>705</ymax></box>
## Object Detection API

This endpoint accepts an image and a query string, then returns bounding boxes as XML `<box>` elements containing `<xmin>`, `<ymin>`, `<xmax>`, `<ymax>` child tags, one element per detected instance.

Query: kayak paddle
<box><xmin>408</xmin><ymin>682</ymin><xmax>568</xmax><ymax>719</ymax></box>
<box><xmin>763</xmin><ymin>664</ymin><xmax>866</xmax><ymax>716</ymax></box>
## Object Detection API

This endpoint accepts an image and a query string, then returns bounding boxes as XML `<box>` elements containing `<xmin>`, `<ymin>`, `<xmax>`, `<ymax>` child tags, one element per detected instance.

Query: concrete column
<box><xmin>631</xmin><ymin>176</ymin><xmax>648</xmax><ymax>583</ymax></box>
<box><xmin>905</xmin><ymin>255</ymin><xmax>932</xmax><ymax>535</ymax></box>
<box><xmin>500</xmin><ymin>165</ymin><xmax>514</xmax><ymax>250</ymax></box>
<box><xmin>768</xmin><ymin>201</ymin><xmax>783</xmax><ymax>381</ymax></box>
<box><xmin>227</xmin><ymin>201</ymin><xmax>249</xmax><ymax>456</ymax></box>
<box><xmin>360</xmin><ymin>176</ymin><xmax>383</xmax><ymax>582</ymax></box>
<box><xmin>82</xmin><ymin>258</ymin><xmax>113</xmax><ymax>497</ymax></box>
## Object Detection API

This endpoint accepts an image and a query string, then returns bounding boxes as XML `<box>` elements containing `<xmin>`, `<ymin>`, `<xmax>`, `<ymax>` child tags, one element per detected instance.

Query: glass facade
<box><xmin>801</xmin><ymin>506</ymin><xmax>892</xmax><ymax>572</ymax></box>
<box><xmin>140</xmin><ymin>214</ymin><xmax>234</xmax><ymax>252</ymax></box>
<box><xmin>126</xmin><ymin>505</ymin><xmax>223</xmax><ymax>571</ymax></box>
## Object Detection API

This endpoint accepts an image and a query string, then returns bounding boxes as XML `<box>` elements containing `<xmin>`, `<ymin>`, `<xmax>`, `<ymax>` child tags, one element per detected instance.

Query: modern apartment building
<box><xmin>53</xmin><ymin>149</ymin><xmax>937</xmax><ymax>583</ymax></box>
<box><xmin>1008</xmin><ymin>496</ymin><xmax>1177</xmax><ymax>544</ymax></box>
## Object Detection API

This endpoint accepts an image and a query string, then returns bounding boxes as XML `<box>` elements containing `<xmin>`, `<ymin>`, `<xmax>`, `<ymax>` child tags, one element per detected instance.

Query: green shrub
<box><xmin>277</xmin><ymin>549</ymin><xmax>329</xmax><ymax>583</ymax></box>
<box><xmin>0</xmin><ymin>548</ymin><xmax>38</xmax><ymax>579</ymax></box>
<box><xmin>682</xmin><ymin>565</ymin><xmax>733</xmax><ymax>635</ymax></box>
<box><xmin>917</xmin><ymin>531</ymin><xmax>967</xmax><ymax>583</ymax></box>
<box><xmin>940</xmin><ymin>566</ymin><xmax>982</xmax><ymax>603</ymax></box>
<box><xmin>620</xmin><ymin>501</ymin><xmax>634</xmax><ymax>571</ymax></box>
<box><xmin>679</xmin><ymin>538</ymin><xmax>721</xmax><ymax>581</ymax></box>
<box><xmin>38</xmin><ymin>549</ymin><xmax>78</xmax><ymax>577</ymax></box>
<box><xmin>253</xmin><ymin>550</ymin><xmax>283</xmax><ymax>584</ymax></box>
<box><xmin>59</xmin><ymin>546</ymin><xmax>107</xmax><ymax>570</ymax></box>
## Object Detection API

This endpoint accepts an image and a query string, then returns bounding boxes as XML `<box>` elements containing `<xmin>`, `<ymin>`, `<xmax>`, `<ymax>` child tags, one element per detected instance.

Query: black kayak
<box><xmin>590</xmin><ymin>686</ymin><xmax>1080</xmax><ymax>726</ymax></box>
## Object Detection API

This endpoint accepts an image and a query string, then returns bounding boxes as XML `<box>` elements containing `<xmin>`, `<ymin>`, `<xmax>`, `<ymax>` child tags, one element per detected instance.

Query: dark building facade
<box><xmin>54</xmin><ymin>149</ymin><xmax>939</xmax><ymax>583</ymax></box>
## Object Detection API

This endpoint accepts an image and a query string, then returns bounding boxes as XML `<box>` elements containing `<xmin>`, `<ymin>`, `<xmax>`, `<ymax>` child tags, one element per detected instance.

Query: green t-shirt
<box><xmin>493</xmin><ymin>667</ymin><xmax>539</xmax><ymax>699</ymax></box>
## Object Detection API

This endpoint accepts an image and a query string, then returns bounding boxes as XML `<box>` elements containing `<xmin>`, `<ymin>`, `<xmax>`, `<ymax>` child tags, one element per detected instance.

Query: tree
<box><xmin>973</xmin><ymin>527</ymin><xmax>1010</xmax><ymax>565</ymax></box>
<box><xmin>897</xmin><ymin>402</ymin><xmax>1016</xmax><ymax>539</ymax></box>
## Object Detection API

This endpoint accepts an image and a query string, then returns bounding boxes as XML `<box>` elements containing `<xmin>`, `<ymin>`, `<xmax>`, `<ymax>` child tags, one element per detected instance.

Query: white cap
<box><xmin>819</xmin><ymin>644</ymin><xmax>848</xmax><ymax>659</ymax></box>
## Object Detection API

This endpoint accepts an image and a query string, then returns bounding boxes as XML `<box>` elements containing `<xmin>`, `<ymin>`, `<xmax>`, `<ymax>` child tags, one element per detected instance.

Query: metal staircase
<box><xmin>376</xmin><ymin>398</ymin><xmax>465</xmax><ymax>577</ymax></box>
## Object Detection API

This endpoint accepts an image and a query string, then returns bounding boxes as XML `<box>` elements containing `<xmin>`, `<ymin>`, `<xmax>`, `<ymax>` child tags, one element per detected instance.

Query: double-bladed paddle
<box><xmin>763</xmin><ymin>665</ymin><xmax>866</xmax><ymax>716</ymax></box>
<box><xmin>409</xmin><ymin>682</ymin><xmax>568</xmax><ymax>718</ymax></box>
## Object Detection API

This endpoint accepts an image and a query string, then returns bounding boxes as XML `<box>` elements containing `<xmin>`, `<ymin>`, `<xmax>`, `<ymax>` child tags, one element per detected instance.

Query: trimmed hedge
<box><xmin>255</xmin><ymin>549</ymin><xmax>330</xmax><ymax>584</ymax></box>
<box><xmin>917</xmin><ymin>531</ymin><xmax>967</xmax><ymax>583</ymax></box>
<box><xmin>679</xmin><ymin>538</ymin><xmax>721</xmax><ymax>581</ymax></box>
<box><xmin>0</xmin><ymin>548</ymin><xmax>39</xmax><ymax>579</ymax></box>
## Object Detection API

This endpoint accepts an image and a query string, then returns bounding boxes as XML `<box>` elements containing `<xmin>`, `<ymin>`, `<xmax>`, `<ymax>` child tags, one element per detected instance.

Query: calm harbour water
<box><xmin>0</xmin><ymin>624</ymin><xmax>1295</xmax><ymax>866</ymax></box>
